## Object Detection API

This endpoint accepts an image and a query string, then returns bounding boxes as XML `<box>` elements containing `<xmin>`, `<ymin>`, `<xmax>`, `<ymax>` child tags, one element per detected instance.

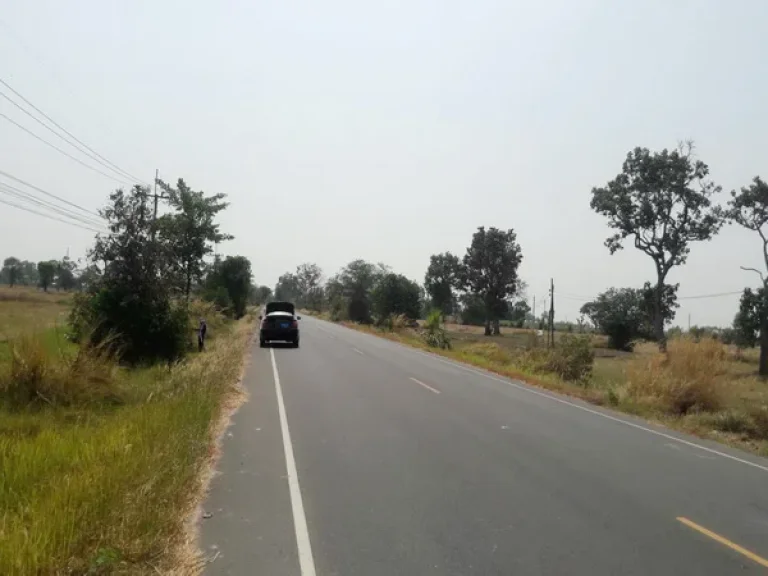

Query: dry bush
<box><xmin>0</xmin><ymin>333</ymin><xmax>120</xmax><ymax>408</ymax></box>
<box><xmin>545</xmin><ymin>335</ymin><xmax>595</xmax><ymax>382</ymax></box>
<box><xmin>625</xmin><ymin>337</ymin><xmax>725</xmax><ymax>415</ymax></box>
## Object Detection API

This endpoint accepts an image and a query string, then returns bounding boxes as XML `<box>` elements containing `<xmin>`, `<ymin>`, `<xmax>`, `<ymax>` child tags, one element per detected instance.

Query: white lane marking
<box><xmin>409</xmin><ymin>377</ymin><xmax>441</xmax><ymax>394</ymax></box>
<box><xmin>409</xmin><ymin>349</ymin><xmax>768</xmax><ymax>473</ymax></box>
<box><xmin>323</xmin><ymin>321</ymin><xmax>768</xmax><ymax>474</ymax></box>
<box><xmin>270</xmin><ymin>348</ymin><xmax>317</xmax><ymax>576</ymax></box>
<box><xmin>352</xmin><ymin>347</ymin><xmax>364</xmax><ymax>355</ymax></box>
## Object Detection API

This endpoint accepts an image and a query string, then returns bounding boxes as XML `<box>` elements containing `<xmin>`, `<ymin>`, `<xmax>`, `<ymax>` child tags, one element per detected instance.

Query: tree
<box><xmin>57</xmin><ymin>257</ymin><xmax>78</xmax><ymax>291</ymax></box>
<box><xmin>274</xmin><ymin>272</ymin><xmax>301</xmax><ymax>303</ymax></box>
<box><xmin>728</xmin><ymin>176</ymin><xmax>768</xmax><ymax>374</ymax></box>
<box><xmin>70</xmin><ymin>185</ymin><xmax>189</xmax><ymax>364</ymax></box>
<box><xmin>424</xmin><ymin>252</ymin><xmax>460</xmax><ymax>317</ymax></box>
<box><xmin>371</xmin><ymin>273</ymin><xmax>422</xmax><ymax>321</ymax></box>
<box><xmin>295</xmin><ymin>262</ymin><xmax>324</xmax><ymax>310</ymax></box>
<box><xmin>37</xmin><ymin>261</ymin><xmax>56</xmax><ymax>292</ymax></box>
<box><xmin>157</xmin><ymin>178</ymin><xmax>232</xmax><ymax>300</ymax></box>
<box><xmin>338</xmin><ymin>259</ymin><xmax>384</xmax><ymax>323</ymax></box>
<box><xmin>1</xmin><ymin>257</ymin><xmax>22</xmax><ymax>287</ymax></box>
<box><xmin>460</xmin><ymin>226</ymin><xmax>523</xmax><ymax>335</ymax></box>
<box><xmin>250</xmin><ymin>285</ymin><xmax>273</xmax><ymax>305</ymax></box>
<box><xmin>507</xmin><ymin>299</ymin><xmax>531</xmax><ymax>328</ymax></box>
<box><xmin>324</xmin><ymin>274</ymin><xmax>346</xmax><ymax>320</ymax></box>
<box><xmin>733</xmin><ymin>287</ymin><xmax>765</xmax><ymax>351</ymax></box>
<box><xmin>590</xmin><ymin>142</ymin><xmax>723</xmax><ymax>350</ymax></box>
<box><xmin>206</xmin><ymin>256</ymin><xmax>252</xmax><ymax>318</ymax></box>
<box><xmin>21</xmin><ymin>260</ymin><xmax>38</xmax><ymax>286</ymax></box>
<box><xmin>580</xmin><ymin>284</ymin><xmax>679</xmax><ymax>351</ymax></box>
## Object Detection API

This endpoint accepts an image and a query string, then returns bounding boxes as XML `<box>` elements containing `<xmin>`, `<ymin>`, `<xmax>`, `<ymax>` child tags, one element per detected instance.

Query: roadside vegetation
<box><xmin>0</xmin><ymin>178</ymin><xmax>262</xmax><ymax>574</ymax></box>
<box><xmin>287</xmin><ymin>142</ymin><xmax>768</xmax><ymax>458</ymax></box>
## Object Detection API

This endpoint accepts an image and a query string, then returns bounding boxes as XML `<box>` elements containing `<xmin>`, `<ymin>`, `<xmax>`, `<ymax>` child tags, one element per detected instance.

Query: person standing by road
<box><xmin>198</xmin><ymin>318</ymin><xmax>207</xmax><ymax>352</ymax></box>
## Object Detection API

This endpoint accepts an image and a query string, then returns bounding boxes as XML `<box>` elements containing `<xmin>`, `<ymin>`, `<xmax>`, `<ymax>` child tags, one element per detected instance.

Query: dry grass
<box><xmin>0</xmin><ymin>310</ymin><xmax>256</xmax><ymax>575</ymax></box>
<box><xmin>0</xmin><ymin>287</ymin><xmax>71</xmax><ymax>345</ymax></box>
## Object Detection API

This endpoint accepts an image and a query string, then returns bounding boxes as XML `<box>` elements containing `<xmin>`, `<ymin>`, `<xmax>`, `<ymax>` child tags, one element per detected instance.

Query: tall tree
<box><xmin>37</xmin><ymin>261</ymin><xmax>56</xmax><ymax>292</ymax></box>
<box><xmin>728</xmin><ymin>176</ymin><xmax>768</xmax><ymax>374</ymax></box>
<box><xmin>274</xmin><ymin>272</ymin><xmax>301</xmax><ymax>303</ymax></box>
<box><xmin>460</xmin><ymin>227</ymin><xmax>523</xmax><ymax>335</ymax></box>
<box><xmin>295</xmin><ymin>262</ymin><xmax>324</xmax><ymax>310</ymax></box>
<box><xmin>371</xmin><ymin>273</ymin><xmax>422</xmax><ymax>321</ymax></box>
<box><xmin>57</xmin><ymin>256</ymin><xmax>78</xmax><ymax>291</ymax></box>
<box><xmin>157</xmin><ymin>178</ymin><xmax>232</xmax><ymax>300</ymax></box>
<box><xmin>70</xmin><ymin>185</ymin><xmax>189</xmax><ymax>364</ymax></box>
<box><xmin>338</xmin><ymin>259</ymin><xmax>384</xmax><ymax>323</ymax></box>
<box><xmin>250</xmin><ymin>285</ymin><xmax>273</xmax><ymax>305</ymax></box>
<box><xmin>424</xmin><ymin>252</ymin><xmax>460</xmax><ymax>317</ymax></box>
<box><xmin>590</xmin><ymin>142</ymin><xmax>723</xmax><ymax>350</ymax></box>
<box><xmin>207</xmin><ymin>256</ymin><xmax>252</xmax><ymax>319</ymax></box>
<box><xmin>1</xmin><ymin>257</ymin><xmax>22</xmax><ymax>287</ymax></box>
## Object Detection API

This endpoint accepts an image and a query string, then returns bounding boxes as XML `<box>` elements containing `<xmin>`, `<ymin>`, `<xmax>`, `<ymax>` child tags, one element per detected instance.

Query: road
<box><xmin>201</xmin><ymin>315</ymin><xmax>768</xmax><ymax>575</ymax></box>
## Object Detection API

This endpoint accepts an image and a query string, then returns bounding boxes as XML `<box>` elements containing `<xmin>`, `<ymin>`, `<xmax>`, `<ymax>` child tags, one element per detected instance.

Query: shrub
<box><xmin>544</xmin><ymin>335</ymin><xmax>595</xmax><ymax>382</ymax></box>
<box><xmin>462</xmin><ymin>342</ymin><xmax>511</xmax><ymax>364</ymax></box>
<box><xmin>378</xmin><ymin>314</ymin><xmax>409</xmax><ymax>332</ymax></box>
<box><xmin>422</xmin><ymin>310</ymin><xmax>451</xmax><ymax>349</ymax></box>
<box><xmin>625</xmin><ymin>337</ymin><xmax>724</xmax><ymax>415</ymax></box>
<box><xmin>0</xmin><ymin>333</ymin><xmax>120</xmax><ymax>408</ymax></box>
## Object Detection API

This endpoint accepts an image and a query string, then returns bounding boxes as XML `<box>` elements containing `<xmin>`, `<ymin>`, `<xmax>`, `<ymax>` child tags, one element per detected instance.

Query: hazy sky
<box><xmin>0</xmin><ymin>0</ymin><xmax>764</xmax><ymax>327</ymax></box>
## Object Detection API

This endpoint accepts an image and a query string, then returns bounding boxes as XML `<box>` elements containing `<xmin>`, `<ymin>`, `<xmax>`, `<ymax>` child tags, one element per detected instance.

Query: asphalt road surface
<box><xmin>201</xmin><ymin>315</ymin><xmax>768</xmax><ymax>575</ymax></box>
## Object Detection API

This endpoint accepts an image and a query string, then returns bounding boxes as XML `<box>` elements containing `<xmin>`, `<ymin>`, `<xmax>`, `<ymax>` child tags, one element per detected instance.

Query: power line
<box><xmin>0</xmin><ymin>76</ymin><xmax>148</xmax><ymax>185</ymax></box>
<box><xmin>0</xmin><ymin>197</ymin><xmax>103</xmax><ymax>233</ymax></box>
<box><xmin>554</xmin><ymin>290</ymin><xmax>744</xmax><ymax>302</ymax></box>
<box><xmin>0</xmin><ymin>112</ymin><xmax>134</xmax><ymax>185</ymax></box>
<box><xmin>0</xmin><ymin>168</ymin><xmax>101</xmax><ymax>217</ymax></box>
<box><xmin>0</xmin><ymin>183</ymin><xmax>105</xmax><ymax>229</ymax></box>
<box><xmin>0</xmin><ymin>88</ymin><xmax>140</xmax><ymax>183</ymax></box>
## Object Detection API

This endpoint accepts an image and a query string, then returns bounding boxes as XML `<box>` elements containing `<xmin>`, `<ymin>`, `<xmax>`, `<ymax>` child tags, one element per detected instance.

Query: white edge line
<box><xmin>271</xmin><ymin>348</ymin><xmax>317</xmax><ymax>576</ymax></box>
<box><xmin>352</xmin><ymin>347</ymin><xmax>364</xmax><ymax>355</ymax></box>
<box><xmin>323</xmin><ymin>320</ymin><xmax>768</xmax><ymax>474</ymax></box>
<box><xmin>409</xmin><ymin>377</ymin><xmax>441</xmax><ymax>394</ymax></box>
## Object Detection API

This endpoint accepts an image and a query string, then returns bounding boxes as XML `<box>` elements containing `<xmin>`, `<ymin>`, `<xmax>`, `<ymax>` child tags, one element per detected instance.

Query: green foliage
<box><xmin>56</xmin><ymin>257</ymin><xmax>78</xmax><ymax>291</ymax></box>
<box><xmin>460</xmin><ymin>226</ymin><xmax>523</xmax><ymax>335</ymax></box>
<box><xmin>337</xmin><ymin>259</ymin><xmax>385</xmax><ymax>323</ymax></box>
<box><xmin>295</xmin><ymin>262</ymin><xmax>324</xmax><ymax>310</ymax></box>
<box><xmin>249</xmin><ymin>284</ymin><xmax>272</xmax><ymax>306</ymax></box>
<box><xmin>424</xmin><ymin>252</ymin><xmax>460</xmax><ymax>316</ymax></box>
<box><xmin>205</xmin><ymin>256</ymin><xmax>252</xmax><ymax>319</ymax></box>
<box><xmin>545</xmin><ymin>335</ymin><xmax>594</xmax><ymax>382</ymax></box>
<box><xmin>371</xmin><ymin>273</ymin><xmax>422</xmax><ymax>322</ymax></box>
<box><xmin>1</xmin><ymin>257</ymin><xmax>22</xmax><ymax>287</ymax></box>
<box><xmin>590</xmin><ymin>142</ymin><xmax>724</xmax><ymax>344</ymax></box>
<box><xmin>422</xmin><ymin>309</ymin><xmax>451</xmax><ymax>349</ymax></box>
<box><xmin>37</xmin><ymin>261</ymin><xmax>57</xmax><ymax>292</ymax></box>
<box><xmin>69</xmin><ymin>186</ymin><xmax>191</xmax><ymax>365</ymax></box>
<box><xmin>156</xmin><ymin>178</ymin><xmax>232</xmax><ymax>299</ymax></box>
<box><xmin>733</xmin><ymin>287</ymin><xmax>765</xmax><ymax>349</ymax></box>
<box><xmin>507</xmin><ymin>299</ymin><xmax>530</xmax><ymax>328</ymax></box>
<box><xmin>580</xmin><ymin>284</ymin><xmax>678</xmax><ymax>351</ymax></box>
<box><xmin>274</xmin><ymin>272</ymin><xmax>300</xmax><ymax>303</ymax></box>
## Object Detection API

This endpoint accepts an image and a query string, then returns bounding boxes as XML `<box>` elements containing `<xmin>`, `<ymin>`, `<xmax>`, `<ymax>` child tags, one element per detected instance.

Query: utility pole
<box><xmin>152</xmin><ymin>168</ymin><xmax>159</xmax><ymax>224</ymax></box>
<box><xmin>688</xmin><ymin>313</ymin><xmax>691</xmax><ymax>332</ymax></box>
<box><xmin>548</xmin><ymin>278</ymin><xmax>555</xmax><ymax>348</ymax></box>
<box><xmin>532</xmin><ymin>295</ymin><xmax>536</xmax><ymax>329</ymax></box>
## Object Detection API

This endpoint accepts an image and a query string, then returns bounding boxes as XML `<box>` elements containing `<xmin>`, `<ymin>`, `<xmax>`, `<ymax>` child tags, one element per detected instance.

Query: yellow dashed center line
<box><xmin>677</xmin><ymin>516</ymin><xmax>768</xmax><ymax>569</ymax></box>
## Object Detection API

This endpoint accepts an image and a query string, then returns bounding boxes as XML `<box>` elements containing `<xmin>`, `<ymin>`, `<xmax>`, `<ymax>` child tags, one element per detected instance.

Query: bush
<box><xmin>422</xmin><ymin>310</ymin><xmax>451</xmax><ymax>349</ymax></box>
<box><xmin>378</xmin><ymin>314</ymin><xmax>409</xmax><ymax>331</ymax></box>
<box><xmin>70</xmin><ymin>286</ymin><xmax>191</xmax><ymax>366</ymax></box>
<box><xmin>625</xmin><ymin>337</ymin><xmax>724</xmax><ymax>415</ymax></box>
<box><xmin>0</xmin><ymin>333</ymin><xmax>120</xmax><ymax>408</ymax></box>
<box><xmin>544</xmin><ymin>335</ymin><xmax>594</xmax><ymax>382</ymax></box>
<box><xmin>462</xmin><ymin>342</ymin><xmax>511</xmax><ymax>364</ymax></box>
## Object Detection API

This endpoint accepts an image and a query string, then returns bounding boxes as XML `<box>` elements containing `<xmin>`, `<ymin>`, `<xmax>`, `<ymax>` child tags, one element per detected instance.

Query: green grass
<box><xmin>0</xmin><ymin>301</ymin><xmax>255</xmax><ymax>574</ymax></box>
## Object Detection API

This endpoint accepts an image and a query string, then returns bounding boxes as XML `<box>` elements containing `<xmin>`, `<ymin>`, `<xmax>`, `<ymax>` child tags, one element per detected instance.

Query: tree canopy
<box><xmin>371</xmin><ymin>273</ymin><xmax>422</xmax><ymax>322</ymax></box>
<box><xmin>424</xmin><ymin>252</ymin><xmax>460</xmax><ymax>317</ymax></box>
<box><xmin>460</xmin><ymin>226</ymin><xmax>523</xmax><ymax>335</ymax></box>
<box><xmin>590</xmin><ymin>142</ymin><xmax>723</xmax><ymax>348</ymax></box>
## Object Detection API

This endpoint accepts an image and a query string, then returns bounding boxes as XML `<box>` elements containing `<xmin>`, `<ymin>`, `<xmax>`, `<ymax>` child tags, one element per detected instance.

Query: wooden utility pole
<box><xmin>532</xmin><ymin>295</ymin><xmax>536</xmax><ymax>329</ymax></box>
<box><xmin>152</xmin><ymin>168</ymin><xmax>159</xmax><ymax>224</ymax></box>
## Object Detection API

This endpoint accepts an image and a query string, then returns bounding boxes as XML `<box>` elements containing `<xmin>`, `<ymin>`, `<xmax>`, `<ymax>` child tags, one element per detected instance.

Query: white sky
<box><xmin>0</xmin><ymin>0</ymin><xmax>764</xmax><ymax>327</ymax></box>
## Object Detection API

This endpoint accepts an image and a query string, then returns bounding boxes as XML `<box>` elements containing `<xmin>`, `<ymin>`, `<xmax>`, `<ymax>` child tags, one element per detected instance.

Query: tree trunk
<box><xmin>484</xmin><ymin>317</ymin><xmax>492</xmax><ymax>336</ymax></box>
<box><xmin>492</xmin><ymin>318</ymin><xmax>501</xmax><ymax>335</ymax></box>
<box><xmin>655</xmin><ymin>276</ymin><xmax>666</xmax><ymax>352</ymax></box>
<box><xmin>760</xmin><ymin>316</ymin><xmax>768</xmax><ymax>377</ymax></box>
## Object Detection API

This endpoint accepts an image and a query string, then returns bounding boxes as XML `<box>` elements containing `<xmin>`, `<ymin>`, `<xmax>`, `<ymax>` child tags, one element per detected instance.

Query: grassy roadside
<box><xmin>0</xmin><ymin>290</ymin><xmax>255</xmax><ymax>575</ymax></box>
<box><xmin>304</xmin><ymin>311</ymin><xmax>768</xmax><ymax>458</ymax></box>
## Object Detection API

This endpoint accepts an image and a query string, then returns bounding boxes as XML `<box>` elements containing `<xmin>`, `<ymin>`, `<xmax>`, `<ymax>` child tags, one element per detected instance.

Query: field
<box><xmin>327</xmin><ymin>316</ymin><xmax>768</xmax><ymax>458</ymax></box>
<box><xmin>0</xmin><ymin>287</ymin><xmax>254</xmax><ymax>575</ymax></box>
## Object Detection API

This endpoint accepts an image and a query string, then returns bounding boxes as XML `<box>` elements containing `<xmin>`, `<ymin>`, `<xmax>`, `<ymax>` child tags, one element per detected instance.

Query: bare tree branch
<box><xmin>740</xmin><ymin>265</ymin><xmax>766</xmax><ymax>283</ymax></box>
